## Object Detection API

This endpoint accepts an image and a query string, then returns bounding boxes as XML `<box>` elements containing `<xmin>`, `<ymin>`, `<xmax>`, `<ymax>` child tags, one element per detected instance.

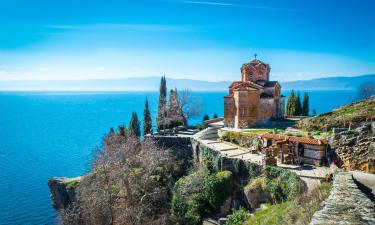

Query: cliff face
<box><xmin>48</xmin><ymin>177</ymin><xmax>81</xmax><ymax>209</ymax></box>
<box><xmin>330</xmin><ymin>122</ymin><xmax>375</xmax><ymax>173</ymax></box>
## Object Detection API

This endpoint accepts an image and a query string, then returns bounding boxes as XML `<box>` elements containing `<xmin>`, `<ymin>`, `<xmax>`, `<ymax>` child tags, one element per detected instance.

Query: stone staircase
<box><xmin>310</xmin><ymin>172</ymin><xmax>375</xmax><ymax>225</ymax></box>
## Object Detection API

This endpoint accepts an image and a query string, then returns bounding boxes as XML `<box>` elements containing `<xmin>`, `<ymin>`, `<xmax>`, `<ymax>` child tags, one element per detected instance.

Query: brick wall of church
<box><xmin>233</xmin><ymin>90</ymin><xmax>259</xmax><ymax>128</ymax></box>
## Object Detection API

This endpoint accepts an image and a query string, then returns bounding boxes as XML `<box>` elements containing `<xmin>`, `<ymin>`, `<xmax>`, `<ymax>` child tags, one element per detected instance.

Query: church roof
<box><xmin>264</xmin><ymin>81</ymin><xmax>279</xmax><ymax>87</ymax></box>
<box><xmin>245</xmin><ymin>59</ymin><xmax>269</xmax><ymax>68</ymax></box>
<box><xmin>229</xmin><ymin>81</ymin><xmax>263</xmax><ymax>90</ymax></box>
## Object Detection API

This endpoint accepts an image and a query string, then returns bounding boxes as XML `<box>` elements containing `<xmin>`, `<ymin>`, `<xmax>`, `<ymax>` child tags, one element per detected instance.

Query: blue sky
<box><xmin>0</xmin><ymin>0</ymin><xmax>374</xmax><ymax>82</ymax></box>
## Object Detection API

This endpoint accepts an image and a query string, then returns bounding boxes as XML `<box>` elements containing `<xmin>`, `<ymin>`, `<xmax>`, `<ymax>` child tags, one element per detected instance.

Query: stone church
<box><xmin>224</xmin><ymin>57</ymin><xmax>285</xmax><ymax>128</ymax></box>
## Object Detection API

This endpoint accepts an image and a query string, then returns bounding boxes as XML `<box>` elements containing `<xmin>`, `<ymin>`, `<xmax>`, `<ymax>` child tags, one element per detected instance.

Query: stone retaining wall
<box><xmin>310</xmin><ymin>172</ymin><xmax>375</xmax><ymax>225</ymax></box>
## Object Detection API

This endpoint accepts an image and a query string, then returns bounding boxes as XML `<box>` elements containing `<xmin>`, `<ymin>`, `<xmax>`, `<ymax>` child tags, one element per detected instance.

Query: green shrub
<box><xmin>172</xmin><ymin>170</ymin><xmax>234</xmax><ymax>224</ymax></box>
<box><xmin>245</xmin><ymin>177</ymin><xmax>267</xmax><ymax>191</ymax></box>
<box><xmin>226</xmin><ymin>207</ymin><xmax>251</xmax><ymax>225</ymax></box>
<box><xmin>245</xmin><ymin>202</ymin><xmax>293</xmax><ymax>225</ymax></box>
<box><xmin>264</xmin><ymin>167</ymin><xmax>303</xmax><ymax>202</ymax></box>
<box><xmin>220</xmin><ymin>131</ymin><xmax>254</xmax><ymax>147</ymax></box>
<box><xmin>171</xmin><ymin>171</ymin><xmax>206</xmax><ymax>225</ymax></box>
<box><xmin>204</xmin><ymin>171</ymin><xmax>233</xmax><ymax>212</ymax></box>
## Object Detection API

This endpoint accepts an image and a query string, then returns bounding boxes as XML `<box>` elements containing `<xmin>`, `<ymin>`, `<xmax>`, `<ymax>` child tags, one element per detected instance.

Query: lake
<box><xmin>0</xmin><ymin>90</ymin><xmax>357</xmax><ymax>225</ymax></box>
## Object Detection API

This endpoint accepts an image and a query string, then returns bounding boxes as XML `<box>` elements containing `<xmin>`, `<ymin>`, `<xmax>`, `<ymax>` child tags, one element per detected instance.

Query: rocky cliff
<box><xmin>330</xmin><ymin>122</ymin><xmax>375</xmax><ymax>173</ymax></box>
<box><xmin>48</xmin><ymin>177</ymin><xmax>81</xmax><ymax>209</ymax></box>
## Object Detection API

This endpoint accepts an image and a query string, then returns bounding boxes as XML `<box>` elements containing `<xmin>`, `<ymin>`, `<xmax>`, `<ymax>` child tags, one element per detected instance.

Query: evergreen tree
<box><xmin>118</xmin><ymin>124</ymin><xmax>127</xmax><ymax>136</ymax></box>
<box><xmin>143</xmin><ymin>97</ymin><xmax>152</xmax><ymax>136</ymax></box>
<box><xmin>286</xmin><ymin>90</ymin><xmax>296</xmax><ymax>116</ymax></box>
<box><xmin>203</xmin><ymin>114</ymin><xmax>210</xmax><ymax>123</ymax></box>
<box><xmin>128</xmin><ymin>112</ymin><xmax>141</xmax><ymax>137</ymax></box>
<box><xmin>109</xmin><ymin>127</ymin><xmax>115</xmax><ymax>134</ymax></box>
<box><xmin>302</xmin><ymin>92</ymin><xmax>309</xmax><ymax>116</ymax></box>
<box><xmin>213</xmin><ymin>113</ymin><xmax>218</xmax><ymax>119</ymax></box>
<box><xmin>296</xmin><ymin>91</ymin><xmax>302</xmax><ymax>115</ymax></box>
<box><xmin>157</xmin><ymin>76</ymin><xmax>167</xmax><ymax>131</ymax></box>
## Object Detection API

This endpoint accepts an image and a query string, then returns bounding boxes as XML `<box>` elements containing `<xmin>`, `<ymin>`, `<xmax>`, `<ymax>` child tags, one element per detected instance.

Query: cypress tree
<box><xmin>157</xmin><ymin>76</ymin><xmax>167</xmax><ymax>131</ymax></box>
<box><xmin>129</xmin><ymin>112</ymin><xmax>141</xmax><ymax>137</ymax></box>
<box><xmin>203</xmin><ymin>114</ymin><xmax>210</xmax><ymax>123</ymax></box>
<box><xmin>302</xmin><ymin>92</ymin><xmax>309</xmax><ymax>116</ymax></box>
<box><xmin>296</xmin><ymin>91</ymin><xmax>302</xmax><ymax>116</ymax></box>
<box><xmin>109</xmin><ymin>127</ymin><xmax>115</xmax><ymax>134</ymax></box>
<box><xmin>143</xmin><ymin>97</ymin><xmax>152</xmax><ymax>136</ymax></box>
<box><xmin>286</xmin><ymin>90</ymin><xmax>296</xmax><ymax>116</ymax></box>
<box><xmin>118</xmin><ymin>124</ymin><xmax>127</xmax><ymax>136</ymax></box>
<box><xmin>213</xmin><ymin>113</ymin><xmax>218</xmax><ymax>119</ymax></box>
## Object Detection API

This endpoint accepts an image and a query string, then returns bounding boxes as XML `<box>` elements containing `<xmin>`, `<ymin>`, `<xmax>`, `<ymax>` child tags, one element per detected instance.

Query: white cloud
<box><xmin>163</xmin><ymin>0</ymin><xmax>302</xmax><ymax>12</ymax></box>
<box><xmin>35</xmin><ymin>67</ymin><xmax>48</xmax><ymax>72</ymax></box>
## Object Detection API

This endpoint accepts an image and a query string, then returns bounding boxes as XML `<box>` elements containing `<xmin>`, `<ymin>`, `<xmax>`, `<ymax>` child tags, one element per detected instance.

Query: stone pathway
<box><xmin>310</xmin><ymin>172</ymin><xmax>375</xmax><ymax>225</ymax></box>
<box><xmin>200</xmin><ymin>139</ymin><xmax>263</xmax><ymax>164</ymax></box>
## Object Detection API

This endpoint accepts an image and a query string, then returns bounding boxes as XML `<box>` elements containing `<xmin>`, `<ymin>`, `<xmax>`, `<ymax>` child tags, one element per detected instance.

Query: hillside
<box><xmin>0</xmin><ymin>74</ymin><xmax>374</xmax><ymax>91</ymax></box>
<box><xmin>298</xmin><ymin>95</ymin><xmax>375</xmax><ymax>131</ymax></box>
<box><xmin>282</xmin><ymin>74</ymin><xmax>375</xmax><ymax>90</ymax></box>
<box><xmin>298</xmin><ymin>96</ymin><xmax>375</xmax><ymax>173</ymax></box>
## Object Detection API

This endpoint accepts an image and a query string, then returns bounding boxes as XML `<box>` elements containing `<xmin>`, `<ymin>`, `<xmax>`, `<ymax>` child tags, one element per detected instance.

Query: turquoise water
<box><xmin>0</xmin><ymin>90</ymin><xmax>357</xmax><ymax>225</ymax></box>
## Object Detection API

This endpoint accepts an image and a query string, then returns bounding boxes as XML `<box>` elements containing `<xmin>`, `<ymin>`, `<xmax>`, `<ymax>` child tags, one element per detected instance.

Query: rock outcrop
<box><xmin>48</xmin><ymin>177</ymin><xmax>81</xmax><ymax>209</ymax></box>
<box><xmin>244</xmin><ymin>183</ymin><xmax>270</xmax><ymax>210</ymax></box>
<box><xmin>330</xmin><ymin>122</ymin><xmax>375</xmax><ymax>173</ymax></box>
<box><xmin>310</xmin><ymin>172</ymin><xmax>375</xmax><ymax>225</ymax></box>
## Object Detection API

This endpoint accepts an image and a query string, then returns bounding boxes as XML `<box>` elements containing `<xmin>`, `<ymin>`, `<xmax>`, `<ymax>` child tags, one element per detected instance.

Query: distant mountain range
<box><xmin>0</xmin><ymin>74</ymin><xmax>374</xmax><ymax>91</ymax></box>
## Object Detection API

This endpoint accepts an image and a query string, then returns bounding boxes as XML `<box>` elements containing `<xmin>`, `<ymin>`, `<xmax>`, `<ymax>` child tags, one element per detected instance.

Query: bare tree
<box><xmin>63</xmin><ymin>131</ymin><xmax>177</xmax><ymax>225</ymax></box>
<box><xmin>357</xmin><ymin>82</ymin><xmax>375</xmax><ymax>100</ymax></box>
<box><xmin>178</xmin><ymin>89</ymin><xmax>202</xmax><ymax>125</ymax></box>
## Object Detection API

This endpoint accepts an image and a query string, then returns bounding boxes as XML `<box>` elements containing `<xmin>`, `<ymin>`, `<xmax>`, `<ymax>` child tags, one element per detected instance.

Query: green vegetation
<box><xmin>143</xmin><ymin>97</ymin><xmax>152</xmax><ymax>136</ymax></box>
<box><xmin>65</xmin><ymin>177</ymin><xmax>81</xmax><ymax>190</ymax></box>
<box><xmin>244</xmin><ymin>182</ymin><xmax>332</xmax><ymax>225</ymax></box>
<box><xmin>171</xmin><ymin>169</ymin><xmax>233</xmax><ymax>225</ymax></box>
<box><xmin>241</xmin><ymin>129</ymin><xmax>273</xmax><ymax>134</ymax></box>
<box><xmin>128</xmin><ymin>111</ymin><xmax>141</xmax><ymax>137</ymax></box>
<box><xmin>286</xmin><ymin>89</ymin><xmax>309</xmax><ymax>116</ymax></box>
<box><xmin>219</xmin><ymin>131</ymin><xmax>257</xmax><ymax>147</ymax></box>
<box><xmin>302</xmin><ymin>92</ymin><xmax>309</xmax><ymax>116</ymax></box>
<box><xmin>118</xmin><ymin>123</ymin><xmax>127</xmax><ymax>136</ymax></box>
<box><xmin>213</xmin><ymin>113</ymin><xmax>218</xmax><ymax>119</ymax></box>
<box><xmin>298</xmin><ymin>96</ymin><xmax>375</xmax><ymax>131</ymax></box>
<box><xmin>226</xmin><ymin>207</ymin><xmax>251</xmax><ymax>225</ymax></box>
<box><xmin>157</xmin><ymin>76</ymin><xmax>168</xmax><ymax>131</ymax></box>
<box><xmin>203</xmin><ymin>114</ymin><xmax>210</xmax><ymax>122</ymax></box>
<box><xmin>246</xmin><ymin>167</ymin><xmax>303</xmax><ymax>203</ymax></box>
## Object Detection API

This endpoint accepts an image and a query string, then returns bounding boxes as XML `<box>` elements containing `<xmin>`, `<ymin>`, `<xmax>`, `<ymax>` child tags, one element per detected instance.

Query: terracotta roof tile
<box><xmin>261</xmin><ymin>133</ymin><xmax>327</xmax><ymax>145</ymax></box>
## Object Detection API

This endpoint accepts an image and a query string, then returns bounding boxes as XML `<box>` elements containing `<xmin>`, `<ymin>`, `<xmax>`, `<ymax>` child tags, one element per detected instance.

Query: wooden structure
<box><xmin>261</xmin><ymin>133</ymin><xmax>328</xmax><ymax>166</ymax></box>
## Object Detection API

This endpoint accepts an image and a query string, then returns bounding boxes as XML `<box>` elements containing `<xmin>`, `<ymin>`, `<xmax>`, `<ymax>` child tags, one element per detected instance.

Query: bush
<box><xmin>204</xmin><ymin>171</ymin><xmax>233</xmax><ymax>212</ymax></box>
<box><xmin>172</xmin><ymin>170</ymin><xmax>233</xmax><ymax>224</ymax></box>
<box><xmin>244</xmin><ymin>182</ymin><xmax>332</xmax><ymax>225</ymax></box>
<box><xmin>220</xmin><ymin>131</ymin><xmax>255</xmax><ymax>147</ymax></box>
<box><xmin>226</xmin><ymin>207</ymin><xmax>251</xmax><ymax>225</ymax></box>
<box><xmin>171</xmin><ymin>171</ymin><xmax>206</xmax><ymax>225</ymax></box>
<box><xmin>264</xmin><ymin>167</ymin><xmax>303</xmax><ymax>202</ymax></box>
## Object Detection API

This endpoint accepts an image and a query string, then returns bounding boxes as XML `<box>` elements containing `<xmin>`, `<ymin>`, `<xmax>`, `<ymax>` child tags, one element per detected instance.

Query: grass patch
<box><xmin>65</xmin><ymin>177</ymin><xmax>81</xmax><ymax>190</ymax></box>
<box><xmin>245</xmin><ymin>202</ymin><xmax>292</xmax><ymax>225</ymax></box>
<box><xmin>244</xmin><ymin>181</ymin><xmax>332</xmax><ymax>225</ymax></box>
<box><xmin>298</xmin><ymin>96</ymin><xmax>375</xmax><ymax>131</ymax></box>
<box><xmin>241</xmin><ymin>129</ymin><xmax>272</xmax><ymax>135</ymax></box>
